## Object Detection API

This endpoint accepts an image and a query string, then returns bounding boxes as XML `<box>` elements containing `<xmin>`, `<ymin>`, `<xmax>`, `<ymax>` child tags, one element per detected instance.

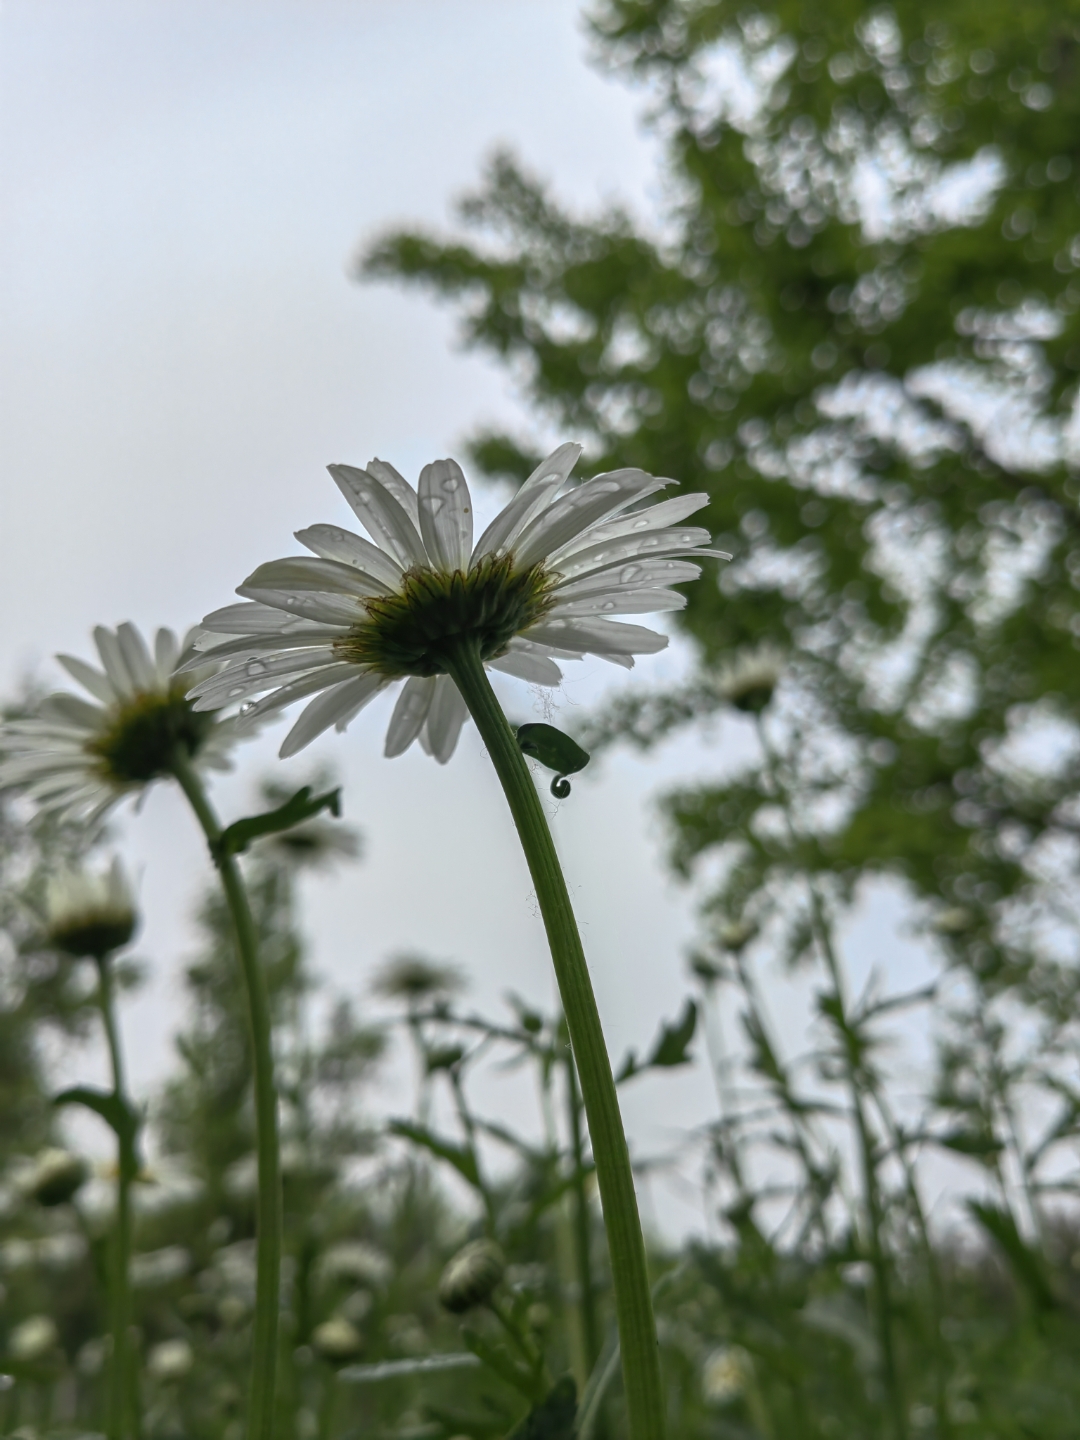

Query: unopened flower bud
<box><xmin>932</xmin><ymin>906</ymin><xmax>975</xmax><ymax>936</ymax></box>
<box><xmin>717</xmin><ymin>919</ymin><xmax>757</xmax><ymax>953</ymax></box>
<box><xmin>10</xmin><ymin>1315</ymin><xmax>59</xmax><ymax>1363</ymax></box>
<box><xmin>311</xmin><ymin>1316</ymin><xmax>363</xmax><ymax>1364</ymax></box>
<box><xmin>702</xmin><ymin>1344</ymin><xmax>753</xmax><ymax>1404</ymax></box>
<box><xmin>714</xmin><ymin>645</ymin><xmax>785</xmax><ymax>715</ymax></box>
<box><xmin>147</xmin><ymin>1338</ymin><xmax>194</xmax><ymax>1382</ymax></box>
<box><xmin>438</xmin><ymin>1238</ymin><xmax>505</xmax><ymax>1314</ymax></box>
<box><xmin>24</xmin><ymin>1147</ymin><xmax>89</xmax><ymax>1207</ymax></box>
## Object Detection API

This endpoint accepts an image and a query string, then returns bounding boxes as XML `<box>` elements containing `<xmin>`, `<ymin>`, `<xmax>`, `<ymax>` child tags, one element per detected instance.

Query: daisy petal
<box><xmin>93</xmin><ymin>626</ymin><xmax>136</xmax><ymax>696</ymax></box>
<box><xmin>513</xmin><ymin>469</ymin><xmax>669</xmax><ymax>569</ymax></box>
<box><xmin>548</xmin><ymin>588</ymin><xmax>688</xmax><ymax>617</ymax></box>
<box><xmin>487</xmin><ymin>651</ymin><xmax>563</xmax><ymax>686</ymax></box>
<box><xmin>181</xmin><ymin>630</ymin><xmax>347</xmax><ymax>671</ymax></box>
<box><xmin>188</xmin><ymin>649</ymin><xmax>340</xmax><ymax>710</ymax></box>
<box><xmin>418</xmin><ymin>459</ymin><xmax>473</xmax><ymax>571</ymax></box>
<box><xmin>508</xmin><ymin>635</ymin><xmax>586</xmax><ymax>662</ymax></box>
<box><xmin>423</xmin><ymin>675</ymin><xmax>469</xmax><ymax>764</ymax></box>
<box><xmin>295</xmin><ymin>525</ymin><xmax>404</xmax><ymax>587</ymax></box>
<box><xmin>553</xmin><ymin>558</ymin><xmax>702</xmax><ymax>597</ymax></box>
<box><xmin>328</xmin><ymin>463</ymin><xmax>428</xmax><ymax>568</ymax></box>
<box><xmin>471</xmin><ymin>442</ymin><xmax>582</xmax><ymax>561</ymax></box>
<box><xmin>549</xmin><ymin>493</ymin><xmax>711</xmax><ymax>561</ymax></box>
<box><xmin>279</xmin><ymin>673</ymin><xmax>386</xmax><ymax>758</ymax></box>
<box><xmin>56</xmin><ymin>655</ymin><xmax>116</xmax><ymax>705</ymax></box>
<box><xmin>240</xmin><ymin>556</ymin><xmax>389</xmax><ymax>600</ymax></box>
<box><xmin>232</xmin><ymin>664</ymin><xmax>366</xmax><ymax>727</ymax></box>
<box><xmin>367</xmin><ymin>459</ymin><xmax>420</xmax><ymax>526</ymax></box>
<box><xmin>549</xmin><ymin>528</ymin><xmax>715</xmax><ymax>581</ymax></box>
<box><xmin>199</xmin><ymin>602</ymin><xmax>316</xmax><ymax>636</ymax></box>
<box><xmin>117</xmin><ymin>623</ymin><xmax>157</xmax><ymax>690</ymax></box>
<box><xmin>384</xmin><ymin>676</ymin><xmax>436</xmax><ymax>758</ymax></box>
<box><xmin>236</xmin><ymin>589</ymin><xmax>366</xmax><ymax>627</ymax></box>
<box><xmin>525</xmin><ymin>616</ymin><xmax>669</xmax><ymax>657</ymax></box>
<box><xmin>154</xmin><ymin>629</ymin><xmax>180</xmax><ymax>682</ymax></box>
<box><xmin>43</xmin><ymin>694</ymin><xmax>106</xmax><ymax>730</ymax></box>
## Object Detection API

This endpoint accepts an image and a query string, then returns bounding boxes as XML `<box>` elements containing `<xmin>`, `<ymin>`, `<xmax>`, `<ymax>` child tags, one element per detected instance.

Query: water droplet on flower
<box><xmin>602</xmin><ymin>602</ymin><xmax>617</xmax><ymax>611</ymax></box>
<box><xmin>239</xmin><ymin>702</ymin><xmax>256</xmax><ymax>716</ymax></box>
<box><xmin>229</xmin><ymin>686</ymin><xmax>245</xmax><ymax>697</ymax></box>
<box><xmin>633</xmin><ymin>519</ymin><xmax>649</xmax><ymax>529</ymax></box>
<box><xmin>441</xmin><ymin>475</ymin><xmax>459</xmax><ymax>493</ymax></box>
<box><xmin>619</xmin><ymin>565</ymin><xmax>642</xmax><ymax>583</ymax></box>
<box><xmin>245</xmin><ymin>660</ymin><xmax>267</xmax><ymax>676</ymax></box>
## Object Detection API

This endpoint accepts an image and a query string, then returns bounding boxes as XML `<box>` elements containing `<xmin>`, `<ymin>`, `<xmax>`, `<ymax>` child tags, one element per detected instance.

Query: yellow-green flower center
<box><xmin>333</xmin><ymin>555</ymin><xmax>556</xmax><ymax>678</ymax></box>
<box><xmin>86</xmin><ymin>686</ymin><xmax>216</xmax><ymax>785</ymax></box>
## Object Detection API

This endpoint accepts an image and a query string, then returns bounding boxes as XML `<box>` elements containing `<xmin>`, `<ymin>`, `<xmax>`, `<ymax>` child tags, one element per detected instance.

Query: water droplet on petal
<box><xmin>441</xmin><ymin>475</ymin><xmax>459</xmax><ymax>493</ymax></box>
<box><xmin>619</xmin><ymin>564</ymin><xmax>643</xmax><ymax>584</ymax></box>
<box><xmin>602</xmin><ymin>602</ymin><xmax>617</xmax><ymax>611</ymax></box>
<box><xmin>245</xmin><ymin>660</ymin><xmax>267</xmax><ymax>676</ymax></box>
<box><xmin>633</xmin><ymin>518</ymin><xmax>649</xmax><ymax>529</ymax></box>
<box><xmin>239</xmin><ymin>702</ymin><xmax>256</xmax><ymax>716</ymax></box>
<box><xmin>229</xmin><ymin>686</ymin><xmax>246</xmax><ymax>697</ymax></box>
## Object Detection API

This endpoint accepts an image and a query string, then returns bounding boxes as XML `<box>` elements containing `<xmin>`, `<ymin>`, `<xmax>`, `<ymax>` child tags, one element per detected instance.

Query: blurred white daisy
<box><xmin>187</xmin><ymin>443</ymin><xmax>726</xmax><ymax>761</ymax></box>
<box><xmin>714</xmin><ymin>643</ymin><xmax>785</xmax><ymax>714</ymax></box>
<box><xmin>0</xmin><ymin>623</ymin><xmax>244</xmax><ymax>826</ymax></box>
<box><xmin>43</xmin><ymin>856</ymin><xmax>137</xmax><ymax>960</ymax></box>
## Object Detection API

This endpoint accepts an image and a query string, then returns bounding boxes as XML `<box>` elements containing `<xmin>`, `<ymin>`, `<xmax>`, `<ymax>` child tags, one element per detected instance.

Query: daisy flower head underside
<box><xmin>188</xmin><ymin>443</ymin><xmax>727</xmax><ymax>762</ymax></box>
<box><xmin>0</xmin><ymin>623</ymin><xmax>241</xmax><ymax>826</ymax></box>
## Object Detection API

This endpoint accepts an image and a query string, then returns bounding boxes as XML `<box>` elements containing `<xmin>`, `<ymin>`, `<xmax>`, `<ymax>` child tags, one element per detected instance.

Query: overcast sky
<box><xmin>0</xmin><ymin>1</ymin><xmax>944</xmax><ymax>1239</ymax></box>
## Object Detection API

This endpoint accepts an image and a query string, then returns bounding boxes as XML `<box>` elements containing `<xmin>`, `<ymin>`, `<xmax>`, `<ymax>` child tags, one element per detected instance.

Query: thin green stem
<box><xmin>755</xmin><ymin>719</ymin><xmax>906</xmax><ymax>1440</ymax></box>
<box><xmin>94</xmin><ymin>953</ymin><xmax>137</xmax><ymax>1440</ymax></box>
<box><xmin>170</xmin><ymin>749</ymin><xmax>281</xmax><ymax>1440</ymax></box>
<box><xmin>564</xmin><ymin>1039</ymin><xmax>602</xmax><ymax>1372</ymax></box>
<box><xmin>442</xmin><ymin>639</ymin><xmax>664</xmax><ymax>1440</ymax></box>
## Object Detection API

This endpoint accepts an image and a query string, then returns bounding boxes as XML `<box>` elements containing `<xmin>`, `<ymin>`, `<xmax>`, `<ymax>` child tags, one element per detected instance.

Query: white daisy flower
<box><xmin>714</xmin><ymin>643</ymin><xmax>785</xmax><ymax>714</ymax></box>
<box><xmin>0</xmin><ymin>623</ymin><xmax>244</xmax><ymax>826</ymax></box>
<box><xmin>43</xmin><ymin>855</ymin><xmax>137</xmax><ymax>959</ymax></box>
<box><xmin>187</xmin><ymin>443</ymin><xmax>726</xmax><ymax>761</ymax></box>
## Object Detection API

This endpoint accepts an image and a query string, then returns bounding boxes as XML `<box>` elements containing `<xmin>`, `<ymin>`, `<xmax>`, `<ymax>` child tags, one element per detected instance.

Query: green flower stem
<box><xmin>564</xmin><ymin>1039</ymin><xmax>601</xmax><ymax>1371</ymax></box>
<box><xmin>94</xmin><ymin>952</ymin><xmax>137</xmax><ymax>1440</ymax></box>
<box><xmin>170</xmin><ymin>749</ymin><xmax>281</xmax><ymax>1440</ymax></box>
<box><xmin>442</xmin><ymin>638</ymin><xmax>664</xmax><ymax>1440</ymax></box>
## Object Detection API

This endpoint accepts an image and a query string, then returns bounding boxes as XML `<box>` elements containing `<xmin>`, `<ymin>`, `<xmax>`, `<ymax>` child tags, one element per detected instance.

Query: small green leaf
<box><xmin>216</xmin><ymin>786</ymin><xmax>341</xmax><ymax>859</ymax></box>
<box><xmin>53</xmin><ymin>1086</ymin><xmax>141</xmax><ymax>1177</ymax></box>
<box><xmin>388</xmin><ymin>1119</ymin><xmax>480</xmax><ymax>1190</ymax></box>
<box><xmin>516</xmin><ymin>725</ymin><xmax>590</xmax><ymax>798</ymax></box>
<box><xmin>935</xmin><ymin>1127</ymin><xmax>1003</xmax><ymax>1158</ymax></box>
<box><xmin>507</xmin><ymin>1376</ymin><xmax>577</xmax><ymax>1439</ymax></box>
<box><xmin>617</xmin><ymin>1000</ymin><xmax>697</xmax><ymax>1082</ymax></box>
<box><xmin>968</xmin><ymin>1200</ymin><xmax>1058</xmax><ymax>1311</ymax></box>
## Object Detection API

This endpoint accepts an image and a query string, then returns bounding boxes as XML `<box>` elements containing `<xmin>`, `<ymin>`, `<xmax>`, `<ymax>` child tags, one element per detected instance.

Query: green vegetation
<box><xmin>4</xmin><ymin>0</ymin><xmax>1080</xmax><ymax>1434</ymax></box>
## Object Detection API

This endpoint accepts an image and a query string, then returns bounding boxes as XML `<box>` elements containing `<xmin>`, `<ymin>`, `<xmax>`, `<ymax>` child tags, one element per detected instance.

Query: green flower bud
<box><xmin>438</xmin><ymin>1238</ymin><xmax>505</xmax><ymax>1314</ymax></box>
<box><xmin>24</xmin><ymin>1147</ymin><xmax>89</xmax><ymax>1207</ymax></box>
